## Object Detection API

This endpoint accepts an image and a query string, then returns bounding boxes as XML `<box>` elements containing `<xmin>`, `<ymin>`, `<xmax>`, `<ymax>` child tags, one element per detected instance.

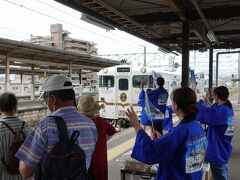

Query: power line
<box><xmin>36</xmin><ymin>0</ymin><xmax>81</xmax><ymax>20</ymax></box>
<box><xmin>0</xmin><ymin>26</ymin><xmax>33</xmax><ymax>36</ymax></box>
<box><xmin>0</xmin><ymin>33</ymin><xmax>29</xmax><ymax>41</ymax></box>
<box><xmin>35</xmin><ymin>0</ymin><xmax>147</xmax><ymax>50</ymax></box>
<box><xmin>2</xmin><ymin>0</ymin><xmax>144</xmax><ymax>51</ymax></box>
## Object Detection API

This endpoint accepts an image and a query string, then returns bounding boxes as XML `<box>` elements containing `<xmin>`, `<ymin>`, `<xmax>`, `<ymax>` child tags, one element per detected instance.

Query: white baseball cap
<box><xmin>38</xmin><ymin>74</ymin><xmax>73</xmax><ymax>100</ymax></box>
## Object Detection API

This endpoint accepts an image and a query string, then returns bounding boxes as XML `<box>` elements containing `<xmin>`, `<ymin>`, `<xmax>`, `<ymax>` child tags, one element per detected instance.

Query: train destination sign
<box><xmin>117</xmin><ymin>67</ymin><xmax>130</xmax><ymax>72</ymax></box>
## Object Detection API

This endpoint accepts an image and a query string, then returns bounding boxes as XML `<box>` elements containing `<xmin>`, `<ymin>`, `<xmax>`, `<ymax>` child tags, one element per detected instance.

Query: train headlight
<box><xmin>103</xmin><ymin>68</ymin><xmax>108</xmax><ymax>73</ymax></box>
<box><xmin>140</xmin><ymin>67</ymin><xmax>146</xmax><ymax>73</ymax></box>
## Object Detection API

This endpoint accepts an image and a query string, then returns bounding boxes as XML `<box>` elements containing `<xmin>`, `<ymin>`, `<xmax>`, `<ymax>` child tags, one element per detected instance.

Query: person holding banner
<box><xmin>139</xmin><ymin>77</ymin><xmax>168</xmax><ymax>134</ymax></box>
<box><xmin>138</xmin><ymin>88</ymin><xmax>151</xmax><ymax>130</ymax></box>
<box><xmin>126</xmin><ymin>87</ymin><xmax>207</xmax><ymax>180</ymax></box>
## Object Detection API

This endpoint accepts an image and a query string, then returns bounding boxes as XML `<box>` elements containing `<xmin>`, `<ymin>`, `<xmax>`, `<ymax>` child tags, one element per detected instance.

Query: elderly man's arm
<box><xmin>19</xmin><ymin>161</ymin><xmax>35</xmax><ymax>178</ymax></box>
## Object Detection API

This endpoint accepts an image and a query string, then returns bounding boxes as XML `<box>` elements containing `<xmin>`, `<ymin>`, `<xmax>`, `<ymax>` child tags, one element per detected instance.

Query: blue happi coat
<box><xmin>197</xmin><ymin>102</ymin><xmax>234</xmax><ymax>165</ymax></box>
<box><xmin>131</xmin><ymin>119</ymin><xmax>207</xmax><ymax>180</ymax></box>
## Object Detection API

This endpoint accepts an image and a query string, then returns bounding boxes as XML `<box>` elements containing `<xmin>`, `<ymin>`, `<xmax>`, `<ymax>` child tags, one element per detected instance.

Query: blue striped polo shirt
<box><xmin>16</xmin><ymin>106</ymin><xmax>98</xmax><ymax>169</ymax></box>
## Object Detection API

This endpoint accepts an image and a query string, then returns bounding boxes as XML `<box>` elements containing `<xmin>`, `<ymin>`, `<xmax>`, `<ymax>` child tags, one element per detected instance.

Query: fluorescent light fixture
<box><xmin>206</xmin><ymin>31</ymin><xmax>217</xmax><ymax>42</ymax></box>
<box><xmin>81</xmin><ymin>14</ymin><xmax>115</xmax><ymax>31</ymax></box>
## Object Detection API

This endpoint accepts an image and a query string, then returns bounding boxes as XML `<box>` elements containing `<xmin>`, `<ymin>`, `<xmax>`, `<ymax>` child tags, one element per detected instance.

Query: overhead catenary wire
<box><xmin>0</xmin><ymin>26</ymin><xmax>33</xmax><ymax>36</ymax></box>
<box><xmin>35</xmin><ymin>0</ymin><xmax>152</xmax><ymax>50</ymax></box>
<box><xmin>2</xmin><ymin>0</ymin><xmax>145</xmax><ymax>51</ymax></box>
<box><xmin>0</xmin><ymin>33</ymin><xmax>29</xmax><ymax>41</ymax></box>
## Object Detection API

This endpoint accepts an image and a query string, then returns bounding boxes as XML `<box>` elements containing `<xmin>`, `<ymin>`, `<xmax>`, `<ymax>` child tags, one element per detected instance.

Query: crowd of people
<box><xmin>0</xmin><ymin>74</ymin><xmax>116</xmax><ymax>180</ymax></box>
<box><xmin>0</xmin><ymin>74</ymin><xmax>235</xmax><ymax>180</ymax></box>
<box><xmin>127</xmin><ymin>77</ymin><xmax>234</xmax><ymax>180</ymax></box>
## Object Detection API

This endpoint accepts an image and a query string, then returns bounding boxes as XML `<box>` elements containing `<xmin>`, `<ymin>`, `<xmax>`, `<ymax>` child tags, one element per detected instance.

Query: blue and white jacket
<box><xmin>131</xmin><ymin>119</ymin><xmax>207</xmax><ymax>180</ymax></box>
<box><xmin>197</xmin><ymin>102</ymin><xmax>234</xmax><ymax>165</ymax></box>
<box><xmin>138</xmin><ymin>87</ymin><xmax>168</xmax><ymax>124</ymax></box>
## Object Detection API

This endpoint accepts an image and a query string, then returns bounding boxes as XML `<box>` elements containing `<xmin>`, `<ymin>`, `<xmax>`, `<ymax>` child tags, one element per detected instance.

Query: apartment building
<box><xmin>30</xmin><ymin>24</ymin><xmax>98</xmax><ymax>55</ymax></box>
<box><xmin>28</xmin><ymin>23</ymin><xmax>99</xmax><ymax>92</ymax></box>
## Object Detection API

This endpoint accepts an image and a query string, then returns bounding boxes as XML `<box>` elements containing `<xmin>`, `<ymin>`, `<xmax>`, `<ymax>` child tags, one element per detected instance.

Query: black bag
<box><xmin>0</xmin><ymin>121</ymin><xmax>26</xmax><ymax>174</ymax></box>
<box><xmin>87</xmin><ymin>164</ymin><xmax>95</xmax><ymax>180</ymax></box>
<box><xmin>37</xmin><ymin>116</ymin><xmax>87</xmax><ymax>180</ymax></box>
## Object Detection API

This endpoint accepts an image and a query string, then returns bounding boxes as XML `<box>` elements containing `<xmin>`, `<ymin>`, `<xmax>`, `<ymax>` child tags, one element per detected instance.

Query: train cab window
<box><xmin>99</xmin><ymin>76</ymin><xmax>114</xmax><ymax>87</ymax></box>
<box><xmin>119</xmin><ymin>79</ymin><xmax>128</xmax><ymax>90</ymax></box>
<box><xmin>132</xmin><ymin>75</ymin><xmax>154</xmax><ymax>88</ymax></box>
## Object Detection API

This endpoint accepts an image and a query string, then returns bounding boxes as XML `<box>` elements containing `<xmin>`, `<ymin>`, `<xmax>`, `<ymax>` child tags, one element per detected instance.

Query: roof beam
<box><xmin>166</xmin><ymin>0</ymin><xmax>187</xmax><ymax>21</ymax></box>
<box><xmin>156</xmin><ymin>29</ymin><xmax>240</xmax><ymax>42</ymax></box>
<box><xmin>190</xmin><ymin>39</ymin><xmax>240</xmax><ymax>50</ymax></box>
<box><xmin>0</xmin><ymin>55</ymin><xmax>104</xmax><ymax>71</ymax></box>
<box><xmin>190</xmin><ymin>0</ymin><xmax>220</xmax><ymax>46</ymax></box>
<box><xmin>190</xmin><ymin>22</ymin><xmax>211</xmax><ymax>48</ymax></box>
<box><xmin>131</xmin><ymin>5</ymin><xmax>240</xmax><ymax>24</ymax></box>
<box><xmin>56</xmin><ymin>0</ymin><xmax>161</xmax><ymax>39</ymax></box>
<box><xmin>166</xmin><ymin>0</ymin><xmax>210</xmax><ymax>47</ymax></box>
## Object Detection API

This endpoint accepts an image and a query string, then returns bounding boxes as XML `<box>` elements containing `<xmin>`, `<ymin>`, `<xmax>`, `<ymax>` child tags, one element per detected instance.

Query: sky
<box><xmin>0</xmin><ymin>0</ymin><xmax>239</xmax><ymax>77</ymax></box>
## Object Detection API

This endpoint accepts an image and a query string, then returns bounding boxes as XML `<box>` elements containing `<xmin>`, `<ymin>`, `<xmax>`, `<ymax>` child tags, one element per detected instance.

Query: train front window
<box><xmin>99</xmin><ymin>76</ymin><xmax>114</xmax><ymax>87</ymax></box>
<box><xmin>119</xmin><ymin>79</ymin><xmax>128</xmax><ymax>90</ymax></box>
<box><xmin>132</xmin><ymin>75</ymin><xmax>153</xmax><ymax>88</ymax></box>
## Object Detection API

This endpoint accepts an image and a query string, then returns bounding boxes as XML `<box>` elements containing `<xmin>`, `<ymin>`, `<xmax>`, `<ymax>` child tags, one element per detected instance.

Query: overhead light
<box><xmin>81</xmin><ymin>14</ymin><xmax>115</xmax><ymax>31</ymax></box>
<box><xmin>206</xmin><ymin>31</ymin><xmax>217</xmax><ymax>43</ymax></box>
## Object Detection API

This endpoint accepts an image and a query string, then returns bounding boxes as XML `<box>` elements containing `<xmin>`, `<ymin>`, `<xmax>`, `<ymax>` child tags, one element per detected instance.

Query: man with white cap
<box><xmin>15</xmin><ymin>74</ymin><xmax>98</xmax><ymax>178</ymax></box>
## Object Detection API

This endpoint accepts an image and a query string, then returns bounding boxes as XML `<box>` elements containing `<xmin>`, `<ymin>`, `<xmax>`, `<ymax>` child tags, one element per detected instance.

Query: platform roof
<box><xmin>0</xmin><ymin>38</ymin><xmax>120</xmax><ymax>73</ymax></box>
<box><xmin>54</xmin><ymin>0</ymin><xmax>240</xmax><ymax>53</ymax></box>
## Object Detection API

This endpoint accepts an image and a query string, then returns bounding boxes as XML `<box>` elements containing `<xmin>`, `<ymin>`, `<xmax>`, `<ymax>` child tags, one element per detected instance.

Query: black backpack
<box><xmin>0</xmin><ymin>120</ymin><xmax>26</xmax><ymax>174</ymax></box>
<box><xmin>36</xmin><ymin>116</ymin><xmax>87</xmax><ymax>180</ymax></box>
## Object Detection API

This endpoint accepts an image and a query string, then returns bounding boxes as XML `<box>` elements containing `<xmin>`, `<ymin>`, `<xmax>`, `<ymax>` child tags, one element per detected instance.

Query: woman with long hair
<box><xmin>126</xmin><ymin>87</ymin><xmax>207</xmax><ymax>180</ymax></box>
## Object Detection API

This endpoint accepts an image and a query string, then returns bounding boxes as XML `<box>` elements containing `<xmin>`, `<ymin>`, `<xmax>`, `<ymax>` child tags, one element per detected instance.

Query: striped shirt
<box><xmin>0</xmin><ymin>116</ymin><xmax>33</xmax><ymax>180</ymax></box>
<box><xmin>16</xmin><ymin>106</ymin><xmax>97</xmax><ymax>170</ymax></box>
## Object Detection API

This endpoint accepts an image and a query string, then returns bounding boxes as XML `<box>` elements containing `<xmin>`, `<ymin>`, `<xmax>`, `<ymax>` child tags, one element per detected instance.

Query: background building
<box><xmin>28</xmin><ymin>23</ymin><xmax>99</xmax><ymax>93</ymax></box>
<box><xmin>29</xmin><ymin>23</ymin><xmax>98</xmax><ymax>55</ymax></box>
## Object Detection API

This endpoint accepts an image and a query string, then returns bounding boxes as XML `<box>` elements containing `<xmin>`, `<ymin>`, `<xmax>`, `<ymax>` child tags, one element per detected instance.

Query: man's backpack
<box><xmin>37</xmin><ymin>116</ymin><xmax>87</xmax><ymax>180</ymax></box>
<box><xmin>0</xmin><ymin>121</ymin><xmax>26</xmax><ymax>174</ymax></box>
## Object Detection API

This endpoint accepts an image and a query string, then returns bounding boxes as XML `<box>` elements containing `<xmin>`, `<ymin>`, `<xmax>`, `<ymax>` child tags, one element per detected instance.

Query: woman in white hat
<box><xmin>78</xmin><ymin>94</ymin><xmax>116</xmax><ymax>180</ymax></box>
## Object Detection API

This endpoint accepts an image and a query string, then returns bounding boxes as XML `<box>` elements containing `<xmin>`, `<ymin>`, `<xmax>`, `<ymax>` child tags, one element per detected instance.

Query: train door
<box><xmin>115</xmin><ymin>75</ymin><xmax>130</xmax><ymax>119</ymax></box>
<box><xmin>99</xmin><ymin>75</ymin><xmax>115</xmax><ymax>119</ymax></box>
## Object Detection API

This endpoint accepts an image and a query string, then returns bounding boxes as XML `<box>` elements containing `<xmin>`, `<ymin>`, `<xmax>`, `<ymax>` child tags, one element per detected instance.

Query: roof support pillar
<box><xmin>216</xmin><ymin>52</ymin><xmax>219</xmax><ymax>87</ymax></box>
<box><xmin>78</xmin><ymin>70</ymin><xmax>83</xmax><ymax>97</ymax></box>
<box><xmin>181</xmin><ymin>21</ymin><xmax>190</xmax><ymax>87</ymax></box>
<box><xmin>4</xmin><ymin>53</ymin><xmax>10</xmax><ymax>92</ymax></box>
<box><xmin>209</xmin><ymin>48</ymin><xmax>213</xmax><ymax>91</ymax></box>
<box><xmin>20</xmin><ymin>73</ymin><xmax>24</xmax><ymax>96</ymax></box>
<box><xmin>31</xmin><ymin>66</ymin><xmax>35</xmax><ymax>100</ymax></box>
<box><xmin>238</xmin><ymin>53</ymin><xmax>240</xmax><ymax>104</ymax></box>
<box><xmin>78</xmin><ymin>69</ymin><xmax>82</xmax><ymax>84</ymax></box>
<box><xmin>69</xmin><ymin>62</ymin><xmax>72</xmax><ymax>80</ymax></box>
